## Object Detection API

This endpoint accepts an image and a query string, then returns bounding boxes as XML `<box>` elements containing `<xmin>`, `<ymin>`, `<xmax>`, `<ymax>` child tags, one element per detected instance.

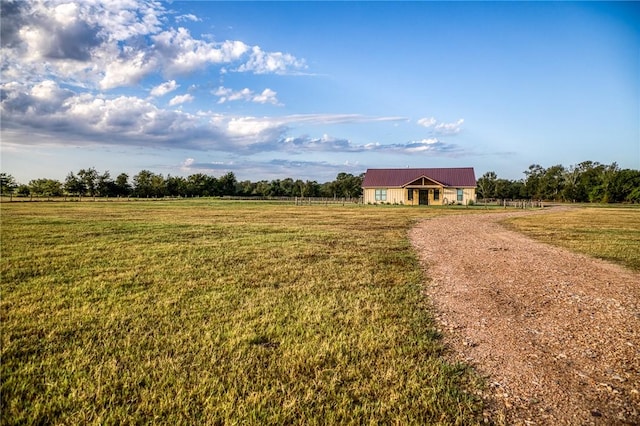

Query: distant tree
<box><xmin>254</xmin><ymin>180</ymin><xmax>271</xmax><ymax>196</ymax></box>
<box><xmin>613</xmin><ymin>169</ymin><xmax>640</xmax><ymax>203</ymax></box>
<box><xmin>626</xmin><ymin>185</ymin><xmax>640</xmax><ymax>203</ymax></box>
<box><xmin>494</xmin><ymin>178</ymin><xmax>514</xmax><ymax>199</ymax></box>
<box><xmin>587</xmin><ymin>162</ymin><xmax>618</xmax><ymax>203</ymax></box>
<box><xmin>64</xmin><ymin>172</ymin><xmax>86</xmax><ymax>196</ymax></box>
<box><xmin>219</xmin><ymin>172</ymin><xmax>237</xmax><ymax>196</ymax></box>
<box><xmin>539</xmin><ymin>164</ymin><xmax>565</xmax><ymax>200</ymax></box>
<box><xmin>523</xmin><ymin>164</ymin><xmax>545</xmax><ymax>199</ymax></box>
<box><xmin>267</xmin><ymin>179</ymin><xmax>285</xmax><ymax>196</ymax></box>
<box><xmin>165</xmin><ymin>175</ymin><xmax>187</xmax><ymax>197</ymax></box>
<box><xmin>306</xmin><ymin>180</ymin><xmax>321</xmax><ymax>197</ymax></box>
<box><xmin>476</xmin><ymin>171</ymin><xmax>497</xmax><ymax>199</ymax></box>
<box><xmin>561</xmin><ymin>165</ymin><xmax>581</xmax><ymax>202</ymax></box>
<box><xmin>575</xmin><ymin>161</ymin><xmax>604</xmax><ymax>202</ymax></box>
<box><xmin>328</xmin><ymin>172</ymin><xmax>363</xmax><ymax>198</ymax></box>
<box><xmin>28</xmin><ymin>178</ymin><xmax>63</xmax><ymax>197</ymax></box>
<box><xmin>16</xmin><ymin>185</ymin><xmax>30</xmax><ymax>197</ymax></box>
<box><xmin>96</xmin><ymin>171</ymin><xmax>116</xmax><ymax>197</ymax></box>
<box><xmin>281</xmin><ymin>178</ymin><xmax>296</xmax><ymax>196</ymax></box>
<box><xmin>133</xmin><ymin>170</ymin><xmax>155</xmax><ymax>197</ymax></box>
<box><xmin>186</xmin><ymin>173</ymin><xmax>216</xmax><ymax>196</ymax></box>
<box><xmin>150</xmin><ymin>174</ymin><xmax>166</xmax><ymax>197</ymax></box>
<box><xmin>77</xmin><ymin>168</ymin><xmax>99</xmax><ymax>197</ymax></box>
<box><xmin>0</xmin><ymin>173</ymin><xmax>18</xmax><ymax>195</ymax></box>
<box><xmin>236</xmin><ymin>180</ymin><xmax>256</xmax><ymax>196</ymax></box>
<box><xmin>114</xmin><ymin>173</ymin><xmax>131</xmax><ymax>197</ymax></box>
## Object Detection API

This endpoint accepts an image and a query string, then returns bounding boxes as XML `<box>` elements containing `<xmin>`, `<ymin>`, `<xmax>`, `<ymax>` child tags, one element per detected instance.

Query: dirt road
<box><xmin>410</xmin><ymin>210</ymin><xmax>639</xmax><ymax>425</ymax></box>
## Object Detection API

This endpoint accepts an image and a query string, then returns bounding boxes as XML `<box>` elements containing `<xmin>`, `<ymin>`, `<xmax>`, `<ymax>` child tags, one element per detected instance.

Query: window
<box><xmin>375</xmin><ymin>189</ymin><xmax>387</xmax><ymax>201</ymax></box>
<box><xmin>433</xmin><ymin>189</ymin><xmax>440</xmax><ymax>201</ymax></box>
<box><xmin>407</xmin><ymin>189</ymin><xmax>413</xmax><ymax>201</ymax></box>
<box><xmin>457</xmin><ymin>188</ymin><xmax>464</xmax><ymax>202</ymax></box>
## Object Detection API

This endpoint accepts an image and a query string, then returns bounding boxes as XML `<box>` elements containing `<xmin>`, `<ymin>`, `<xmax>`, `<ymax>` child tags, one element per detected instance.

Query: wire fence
<box><xmin>475</xmin><ymin>198</ymin><xmax>545</xmax><ymax>208</ymax></box>
<box><xmin>0</xmin><ymin>194</ymin><xmax>364</xmax><ymax>205</ymax></box>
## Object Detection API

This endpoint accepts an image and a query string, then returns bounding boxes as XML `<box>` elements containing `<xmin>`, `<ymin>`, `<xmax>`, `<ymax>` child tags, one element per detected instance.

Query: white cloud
<box><xmin>153</xmin><ymin>28</ymin><xmax>250</xmax><ymax>76</ymax></box>
<box><xmin>417</xmin><ymin>117</ymin><xmax>437</xmax><ymax>127</ymax></box>
<box><xmin>417</xmin><ymin>117</ymin><xmax>464</xmax><ymax>135</ymax></box>
<box><xmin>214</xmin><ymin>86</ymin><xmax>252</xmax><ymax>103</ymax></box>
<box><xmin>435</xmin><ymin>118</ymin><xmax>464</xmax><ymax>134</ymax></box>
<box><xmin>150</xmin><ymin>80</ymin><xmax>179</xmax><ymax>97</ymax></box>
<box><xmin>100</xmin><ymin>51</ymin><xmax>159</xmax><ymax>90</ymax></box>
<box><xmin>168</xmin><ymin>93</ymin><xmax>194</xmax><ymax>106</ymax></box>
<box><xmin>176</xmin><ymin>14</ymin><xmax>200</xmax><ymax>23</ymax></box>
<box><xmin>252</xmin><ymin>88</ymin><xmax>279</xmax><ymax>105</ymax></box>
<box><xmin>1</xmin><ymin>81</ymin><xmax>462</xmax><ymax>157</ymax></box>
<box><xmin>2</xmin><ymin>1</ymin><xmax>307</xmax><ymax>90</ymax></box>
<box><xmin>214</xmin><ymin>86</ymin><xmax>280</xmax><ymax>105</ymax></box>
<box><xmin>237</xmin><ymin>46</ymin><xmax>307</xmax><ymax>75</ymax></box>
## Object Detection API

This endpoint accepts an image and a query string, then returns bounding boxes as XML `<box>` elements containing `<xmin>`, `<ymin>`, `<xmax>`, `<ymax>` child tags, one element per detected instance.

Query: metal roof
<box><xmin>362</xmin><ymin>168</ymin><xmax>476</xmax><ymax>187</ymax></box>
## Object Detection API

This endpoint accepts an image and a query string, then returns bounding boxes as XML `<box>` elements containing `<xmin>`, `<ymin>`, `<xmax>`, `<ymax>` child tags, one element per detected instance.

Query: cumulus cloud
<box><xmin>1</xmin><ymin>0</ymin><xmax>307</xmax><ymax>90</ymax></box>
<box><xmin>392</xmin><ymin>138</ymin><xmax>459</xmax><ymax>154</ymax></box>
<box><xmin>176</xmin><ymin>14</ymin><xmax>200</xmax><ymax>23</ymax></box>
<box><xmin>214</xmin><ymin>86</ymin><xmax>253</xmax><ymax>103</ymax></box>
<box><xmin>435</xmin><ymin>118</ymin><xmax>464</xmax><ymax>134</ymax></box>
<box><xmin>417</xmin><ymin>117</ymin><xmax>464</xmax><ymax>134</ymax></box>
<box><xmin>168</xmin><ymin>93</ymin><xmax>194</xmax><ymax>106</ymax></box>
<box><xmin>1</xmin><ymin>81</ymin><xmax>217</xmax><ymax>149</ymax></box>
<box><xmin>214</xmin><ymin>86</ymin><xmax>280</xmax><ymax>105</ymax></box>
<box><xmin>417</xmin><ymin>117</ymin><xmax>437</xmax><ymax>127</ymax></box>
<box><xmin>1</xmin><ymin>80</ymin><xmax>461</xmax><ymax>157</ymax></box>
<box><xmin>252</xmin><ymin>88</ymin><xmax>279</xmax><ymax>105</ymax></box>
<box><xmin>280</xmin><ymin>134</ymin><xmax>458</xmax><ymax>155</ymax></box>
<box><xmin>150</xmin><ymin>80</ymin><xmax>179</xmax><ymax>97</ymax></box>
<box><xmin>237</xmin><ymin>46</ymin><xmax>307</xmax><ymax>75</ymax></box>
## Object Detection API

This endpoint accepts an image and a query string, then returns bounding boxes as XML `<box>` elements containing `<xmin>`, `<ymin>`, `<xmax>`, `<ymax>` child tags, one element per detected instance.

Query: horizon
<box><xmin>1</xmin><ymin>1</ymin><xmax>639</xmax><ymax>185</ymax></box>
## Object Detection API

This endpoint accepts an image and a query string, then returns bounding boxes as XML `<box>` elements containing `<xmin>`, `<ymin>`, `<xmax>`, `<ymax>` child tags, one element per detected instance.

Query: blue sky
<box><xmin>1</xmin><ymin>1</ymin><xmax>638</xmax><ymax>184</ymax></box>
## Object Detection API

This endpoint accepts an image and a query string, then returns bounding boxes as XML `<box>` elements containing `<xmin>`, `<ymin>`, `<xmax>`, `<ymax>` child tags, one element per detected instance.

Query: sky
<box><xmin>1</xmin><ymin>0</ymin><xmax>639</xmax><ymax>184</ymax></box>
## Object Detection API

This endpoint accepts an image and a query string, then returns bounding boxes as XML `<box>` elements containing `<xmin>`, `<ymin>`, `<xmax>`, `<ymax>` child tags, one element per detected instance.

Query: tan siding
<box><xmin>407</xmin><ymin>189</ymin><xmax>418</xmax><ymax>206</ymax></box>
<box><xmin>443</xmin><ymin>187</ymin><xmax>476</xmax><ymax>205</ymax></box>
<box><xmin>387</xmin><ymin>188</ymin><xmax>405</xmax><ymax>204</ymax></box>
<box><xmin>363</xmin><ymin>187</ymin><xmax>408</xmax><ymax>204</ymax></box>
<box><xmin>363</xmin><ymin>188</ymin><xmax>376</xmax><ymax>204</ymax></box>
<box><xmin>364</xmin><ymin>186</ymin><xmax>476</xmax><ymax>205</ymax></box>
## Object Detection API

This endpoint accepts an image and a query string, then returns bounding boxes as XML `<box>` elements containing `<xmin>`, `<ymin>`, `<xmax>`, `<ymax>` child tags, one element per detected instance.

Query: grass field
<box><xmin>4</xmin><ymin>202</ymin><xmax>637</xmax><ymax>425</ymax></box>
<box><xmin>504</xmin><ymin>206</ymin><xmax>640</xmax><ymax>271</ymax></box>
<box><xmin>1</xmin><ymin>201</ymin><xmax>487</xmax><ymax>425</ymax></box>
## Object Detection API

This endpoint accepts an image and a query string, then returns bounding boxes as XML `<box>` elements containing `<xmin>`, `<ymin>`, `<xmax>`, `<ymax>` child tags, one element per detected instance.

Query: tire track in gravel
<box><xmin>410</xmin><ymin>210</ymin><xmax>640</xmax><ymax>425</ymax></box>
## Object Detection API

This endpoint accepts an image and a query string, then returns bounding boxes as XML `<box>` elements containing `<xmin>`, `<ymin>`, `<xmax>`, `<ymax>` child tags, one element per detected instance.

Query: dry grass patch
<box><xmin>503</xmin><ymin>206</ymin><xmax>640</xmax><ymax>270</ymax></box>
<box><xmin>1</xmin><ymin>200</ymin><xmax>492</xmax><ymax>425</ymax></box>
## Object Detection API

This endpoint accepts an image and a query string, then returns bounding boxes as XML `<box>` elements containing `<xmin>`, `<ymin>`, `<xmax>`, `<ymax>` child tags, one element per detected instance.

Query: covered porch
<box><xmin>404</xmin><ymin>176</ymin><xmax>444</xmax><ymax>206</ymax></box>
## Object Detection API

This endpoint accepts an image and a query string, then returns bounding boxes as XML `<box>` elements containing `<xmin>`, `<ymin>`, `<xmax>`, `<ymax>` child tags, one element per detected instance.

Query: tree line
<box><xmin>2</xmin><ymin>160</ymin><xmax>638</xmax><ymax>203</ymax></box>
<box><xmin>477</xmin><ymin>161</ymin><xmax>640</xmax><ymax>203</ymax></box>
<box><xmin>0</xmin><ymin>169</ymin><xmax>364</xmax><ymax>199</ymax></box>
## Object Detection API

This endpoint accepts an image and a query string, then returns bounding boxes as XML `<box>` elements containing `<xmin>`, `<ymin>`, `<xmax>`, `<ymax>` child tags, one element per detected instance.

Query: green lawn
<box><xmin>504</xmin><ymin>206</ymin><xmax>640</xmax><ymax>271</ymax></box>
<box><xmin>1</xmin><ymin>201</ymin><xmax>485</xmax><ymax>425</ymax></box>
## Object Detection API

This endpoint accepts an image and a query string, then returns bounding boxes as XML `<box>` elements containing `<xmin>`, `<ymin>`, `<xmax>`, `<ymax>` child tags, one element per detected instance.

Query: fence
<box><xmin>476</xmin><ymin>199</ymin><xmax>545</xmax><ymax>209</ymax></box>
<box><xmin>0</xmin><ymin>194</ymin><xmax>364</xmax><ymax>205</ymax></box>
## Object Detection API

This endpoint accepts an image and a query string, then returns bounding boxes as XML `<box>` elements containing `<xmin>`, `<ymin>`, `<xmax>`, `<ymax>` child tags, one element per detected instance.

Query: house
<box><xmin>361</xmin><ymin>167</ymin><xmax>477</xmax><ymax>205</ymax></box>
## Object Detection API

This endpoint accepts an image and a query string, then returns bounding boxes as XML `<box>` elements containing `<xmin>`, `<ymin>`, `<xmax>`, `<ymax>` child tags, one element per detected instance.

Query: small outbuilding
<box><xmin>362</xmin><ymin>167</ymin><xmax>477</xmax><ymax>205</ymax></box>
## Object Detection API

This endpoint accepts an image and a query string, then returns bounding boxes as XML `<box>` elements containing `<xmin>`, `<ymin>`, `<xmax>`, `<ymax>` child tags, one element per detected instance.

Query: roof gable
<box><xmin>405</xmin><ymin>175</ymin><xmax>445</xmax><ymax>187</ymax></box>
<box><xmin>362</xmin><ymin>168</ymin><xmax>476</xmax><ymax>188</ymax></box>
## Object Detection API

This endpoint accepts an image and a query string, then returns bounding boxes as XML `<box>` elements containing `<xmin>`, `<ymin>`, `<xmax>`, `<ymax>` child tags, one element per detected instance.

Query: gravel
<box><xmin>410</xmin><ymin>210</ymin><xmax>640</xmax><ymax>425</ymax></box>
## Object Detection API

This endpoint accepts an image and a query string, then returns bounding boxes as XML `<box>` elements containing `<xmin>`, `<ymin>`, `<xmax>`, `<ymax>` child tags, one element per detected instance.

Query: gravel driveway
<box><xmin>410</xmin><ymin>210</ymin><xmax>639</xmax><ymax>425</ymax></box>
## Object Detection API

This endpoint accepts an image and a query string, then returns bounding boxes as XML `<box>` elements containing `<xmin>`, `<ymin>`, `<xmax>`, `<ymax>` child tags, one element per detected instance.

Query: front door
<box><xmin>419</xmin><ymin>190</ymin><xmax>429</xmax><ymax>205</ymax></box>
